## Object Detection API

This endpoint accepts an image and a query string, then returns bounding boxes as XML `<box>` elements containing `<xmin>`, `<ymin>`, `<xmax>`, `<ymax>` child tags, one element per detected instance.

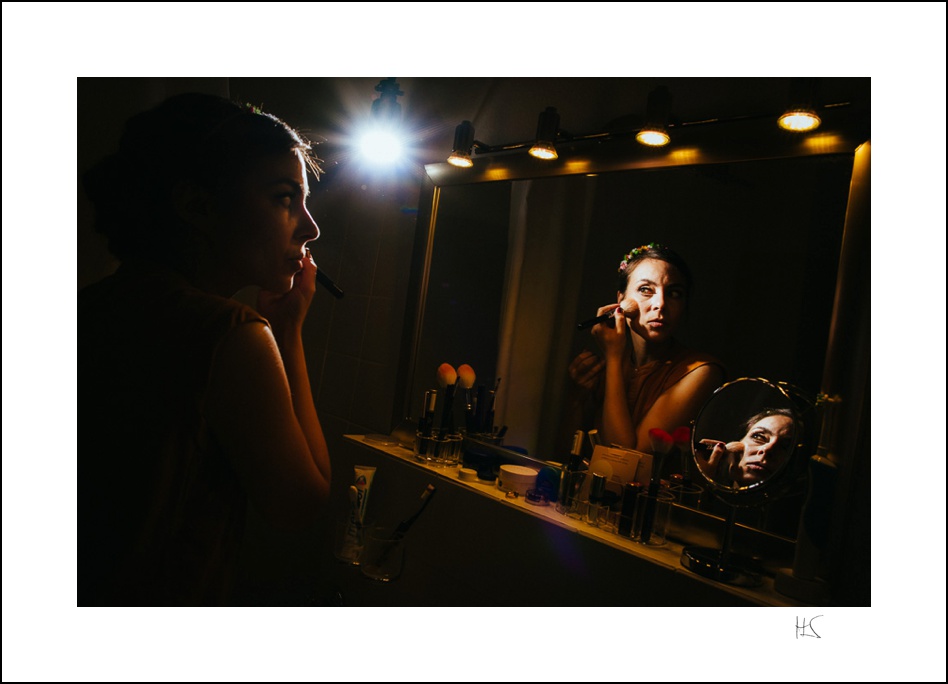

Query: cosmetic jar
<box><xmin>497</xmin><ymin>464</ymin><xmax>539</xmax><ymax>497</ymax></box>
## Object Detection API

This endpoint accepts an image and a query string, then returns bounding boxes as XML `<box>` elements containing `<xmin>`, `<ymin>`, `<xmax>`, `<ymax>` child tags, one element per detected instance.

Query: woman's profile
<box><xmin>79</xmin><ymin>93</ymin><xmax>332</xmax><ymax>605</ymax></box>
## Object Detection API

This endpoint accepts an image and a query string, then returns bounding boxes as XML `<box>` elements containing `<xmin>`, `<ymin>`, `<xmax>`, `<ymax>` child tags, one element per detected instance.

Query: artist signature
<box><xmin>795</xmin><ymin>615</ymin><xmax>822</xmax><ymax>639</ymax></box>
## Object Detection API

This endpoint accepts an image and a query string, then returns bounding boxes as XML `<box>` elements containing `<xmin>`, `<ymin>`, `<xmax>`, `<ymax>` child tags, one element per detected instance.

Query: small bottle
<box><xmin>617</xmin><ymin>481</ymin><xmax>642</xmax><ymax>537</ymax></box>
<box><xmin>585</xmin><ymin>472</ymin><xmax>607</xmax><ymax>526</ymax></box>
<box><xmin>557</xmin><ymin>430</ymin><xmax>586</xmax><ymax>515</ymax></box>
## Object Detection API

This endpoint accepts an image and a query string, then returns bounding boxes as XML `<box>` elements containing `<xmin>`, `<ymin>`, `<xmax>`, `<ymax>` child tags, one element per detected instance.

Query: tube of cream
<box><xmin>338</xmin><ymin>465</ymin><xmax>377</xmax><ymax>562</ymax></box>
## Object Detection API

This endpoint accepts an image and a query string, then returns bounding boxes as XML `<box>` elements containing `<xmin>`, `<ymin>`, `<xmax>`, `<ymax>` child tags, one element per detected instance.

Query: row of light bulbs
<box><xmin>446</xmin><ymin>82</ymin><xmax>823</xmax><ymax>169</ymax></box>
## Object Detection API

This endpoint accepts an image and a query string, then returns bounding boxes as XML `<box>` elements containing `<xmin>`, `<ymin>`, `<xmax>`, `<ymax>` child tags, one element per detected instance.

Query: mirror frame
<box><xmin>402</xmin><ymin>105</ymin><xmax>871</xmax><ymax>427</ymax></box>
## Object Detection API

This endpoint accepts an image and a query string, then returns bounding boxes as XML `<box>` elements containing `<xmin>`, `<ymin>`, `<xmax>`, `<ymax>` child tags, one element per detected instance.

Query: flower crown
<box><xmin>245</xmin><ymin>102</ymin><xmax>265</xmax><ymax>115</ymax></box>
<box><xmin>618</xmin><ymin>242</ymin><xmax>666</xmax><ymax>272</ymax></box>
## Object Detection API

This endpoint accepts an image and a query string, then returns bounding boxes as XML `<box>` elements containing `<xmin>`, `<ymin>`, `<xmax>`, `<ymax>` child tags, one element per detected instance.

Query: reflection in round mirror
<box><xmin>691</xmin><ymin>377</ymin><xmax>809</xmax><ymax>507</ymax></box>
<box><xmin>681</xmin><ymin>377</ymin><xmax>815</xmax><ymax>587</ymax></box>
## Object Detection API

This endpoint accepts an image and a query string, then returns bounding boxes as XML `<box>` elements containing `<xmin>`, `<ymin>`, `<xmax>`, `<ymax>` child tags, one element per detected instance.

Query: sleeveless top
<box><xmin>594</xmin><ymin>343</ymin><xmax>725</xmax><ymax>437</ymax></box>
<box><xmin>78</xmin><ymin>263</ymin><xmax>267</xmax><ymax>605</ymax></box>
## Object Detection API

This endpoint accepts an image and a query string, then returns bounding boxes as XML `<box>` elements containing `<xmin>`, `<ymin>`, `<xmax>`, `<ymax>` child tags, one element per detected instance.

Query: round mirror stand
<box><xmin>680</xmin><ymin>377</ymin><xmax>815</xmax><ymax>589</ymax></box>
<box><xmin>680</xmin><ymin>506</ymin><xmax>764</xmax><ymax>587</ymax></box>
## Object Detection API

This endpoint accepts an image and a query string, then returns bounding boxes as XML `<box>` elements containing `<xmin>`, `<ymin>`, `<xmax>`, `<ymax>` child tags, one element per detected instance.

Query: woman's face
<box><xmin>209</xmin><ymin>149</ymin><xmax>319</xmax><ymax>293</ymax></box>
<box><xmin>731</xmin><ymin>414</ymin><xmax>795</xmax><ymax>485</ymax></box>
<box><xmin>617</xmin><ymin>258</ymin><xmax>687</xmax><ymax>343</ymax></box>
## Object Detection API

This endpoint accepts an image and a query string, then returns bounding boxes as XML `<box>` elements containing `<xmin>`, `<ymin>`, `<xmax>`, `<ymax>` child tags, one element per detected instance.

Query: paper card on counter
<box><xmin>580</xmin><ymin>445</ymin><xmax>646</xmax><ymax>499</ymax></box>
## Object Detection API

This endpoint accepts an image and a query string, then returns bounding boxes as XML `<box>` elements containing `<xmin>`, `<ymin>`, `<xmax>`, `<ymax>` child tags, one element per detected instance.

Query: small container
<box><xmin>632</xmin><ymin>488</ymin><xmax>676</xmax><ymax>546</ymax></box>
<box><xmin>414</xmin><ymin>431</ymin><xmax>463</xmax><ymax>467</ymax></box>
<box><xmin>555</xmin><ymin>469</ymin><xmax>587</xmax><ymax>519</ymax></box>
<box><xmin>584</xmin><ymin>473</ymin><xmax>607</xmax><ymax>526</ymax></box>
<box><xmin>617</xmin><ymin>482</ymin><xmax>643</xmax><ymax>538</ymax></box>
<box><xmin>497</xmin><ymin>464</ymin><xmax>539</xmax><ymax>497</ymax></box>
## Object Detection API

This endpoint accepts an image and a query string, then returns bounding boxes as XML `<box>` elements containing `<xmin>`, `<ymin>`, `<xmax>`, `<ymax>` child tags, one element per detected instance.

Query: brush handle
<box><xmin>438</xmin><ymin>381</ymin><xmax>459</xmax><ymax>438</ymax></box>
<box><xmin>315</xmin><ymin>267</ymin><xmax>345</xmax><ymax>299</ymax></box>
<box><xmin>639</xmin><ymin>480</ymin><xmax>660</xmax><ymax>544</ymax></box>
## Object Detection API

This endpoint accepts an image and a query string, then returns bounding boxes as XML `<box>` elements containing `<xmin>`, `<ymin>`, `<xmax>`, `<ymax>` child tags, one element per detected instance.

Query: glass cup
<box><xmin>555</xmin><ymin>470</ymin><xmax>588</xmax><ymax>519</ymax></box>
<box><xmin>414</xmin><ymin>432</ymin><xmax>463</xmax><ymax>467</ymax></box>
<box><xmin>632</xmin><ymin>489</ymin><xmax>676</xmax><ymax>546</ymax></box>
<box><xmin>360</xmin><ymin>526</ymin><xmax>406</xmax><ymax>582</ymax></box>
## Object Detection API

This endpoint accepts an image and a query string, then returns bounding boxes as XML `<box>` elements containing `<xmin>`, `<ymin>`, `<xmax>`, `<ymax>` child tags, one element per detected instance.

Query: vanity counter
<box><xmin>321</xmin><ymin>434</ymin><xmax>810</xmax><ymax>607</ymax></box>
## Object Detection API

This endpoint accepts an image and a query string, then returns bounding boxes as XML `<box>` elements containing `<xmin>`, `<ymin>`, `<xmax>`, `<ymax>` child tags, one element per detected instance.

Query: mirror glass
<box><xmin>408</xmin><ymin>143</ymin><xmax>859</xmax><ymax>541</ymax></box>
<box><xmin>691</xmin><ymin>377</ymin><xmax>811</xmax><ymax>507</ymax></box>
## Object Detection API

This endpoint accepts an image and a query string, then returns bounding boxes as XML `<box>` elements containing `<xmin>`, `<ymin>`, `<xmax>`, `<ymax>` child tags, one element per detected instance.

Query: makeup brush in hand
<box><xmin>641</xmin><ymin>427</ymin><xmax>674</xmax><ymax>544</ymax></box>
<box><xmin>457</xmin><ymin>364</ymin><xmax>477</xmax><ymax>433</ymax></box>
<box><xmin>436</xmin><ymin>363</ymin><xmax>459</xmax><ymax>439</ymax></box>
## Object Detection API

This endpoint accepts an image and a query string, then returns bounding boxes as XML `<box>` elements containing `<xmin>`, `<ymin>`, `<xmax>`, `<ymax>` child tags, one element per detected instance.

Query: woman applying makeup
<box><xmin>78</xmin><ymin>94</ymin><xmax>332</xmax><ymax>605</ymax></box>
<box><xmin>561</xmin><ymin>243</ymin><xmax>725</xmax><ymax>454</ymax></box>
<box><xmin>697</xmin><ymin>408</ymin><xmax>798</xmax><ymax>487</ymax></box>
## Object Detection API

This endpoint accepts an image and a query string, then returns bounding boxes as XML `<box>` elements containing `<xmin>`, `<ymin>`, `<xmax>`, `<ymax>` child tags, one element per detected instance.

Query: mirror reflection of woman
<box><xmin>561</xmin><ymin>243</ymin><xmax>725</xmax><ymax>453</ymax></box>
<box><xmin>698</xmin><ymin>408</ymin><xmax>797</xmax><ymax>487</ymax></box>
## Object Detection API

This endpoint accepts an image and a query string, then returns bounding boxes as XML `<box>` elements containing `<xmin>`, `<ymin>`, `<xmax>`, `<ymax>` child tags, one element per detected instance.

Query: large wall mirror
<box><xmin>403</xmin><ymin>106</ymin><xmax>869</xmax><ymax>541</ymax></box>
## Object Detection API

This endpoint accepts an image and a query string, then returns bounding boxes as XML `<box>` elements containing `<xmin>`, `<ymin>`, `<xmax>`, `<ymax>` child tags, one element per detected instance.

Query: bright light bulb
<box><xmin>358</xmin><ymin>128</ymin><xmax>403</xmax><ymax>165</ymax></box>
<box><xmin>529</xmin><ymin>142</ymin><xmax>558</xmax><ymax>160</ymax></box>
<box><xmin>636</xmin><ymin>129</ymin><xmax>670</xmax><ymax>147</ymax></box>
<box><xmin>778</xmin><ymin>110</ymin><xmax>821</xmax><ymax>132</ymax></box>
<box><xmin>447</xmin><ymin>152</ymin><xmax>473</xmax><ymax>168</ymax></box>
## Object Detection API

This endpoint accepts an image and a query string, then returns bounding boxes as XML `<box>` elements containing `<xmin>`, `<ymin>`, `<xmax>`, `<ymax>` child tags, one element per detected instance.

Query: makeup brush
<box><xmin>457</xmin><ymin>364</ymin><xmax>477</xmax><ymax>433</ymax></box>
<box><xmin>391</xmin><ymin>484</ymin><xmax>437</xmax><ymax>542</ymax></box>
<box><xmin>436</xmin><ymin>363</ymin><xmax>459</xmax><ymax>439</ymax></box>
<box><xmin>373</xmin><ymin>484</ymin><xmax>438</xmax><ymax>568</ymax></box>
<box><xmin>640</xmin><ymin>427</ymin><xmax>674</xmax><ymax>544</ymax></box>
<box><xmin>421</xmin><ymin>389</ymin><xmax>438</xmax><ymax>437</ymax></box>
<box><xmin>315</xmin><ymin>267</ymin><xmax>345</xmax><ymax>299</ymax></box>
<box><xmin>576</xmin><ymin>310</ymin><xmax>616</xmax><ymax>330</ymax></box>
<box><xmin>486</xmin><ymin>377</ymin><xmax>501</xmax><ymax>434</ymax></box>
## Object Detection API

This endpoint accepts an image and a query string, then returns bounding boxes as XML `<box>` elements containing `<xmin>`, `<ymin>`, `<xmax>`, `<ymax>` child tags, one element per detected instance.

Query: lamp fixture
<box><xmin>371</xmin><ymin>77</ymin><xmax>404</xmax><ymax>122</ymax></box>
<box><xmin>447</xmin><ymin>120</ymin><xmax>475</xmax><ymax>168</ymax></box>
<box><xmin>438</xmin><ymin>79</ymin><xmax>856</xmax><ymax>171</ymax></box>
<box><xmin>358</xmin><ymin>77</ymin><xmax>406</xmax><ymax>167</ymax></box>
<box><xmin>529</xmin><ymin>106</ymin><xmax>560</xmax><ymax>160</ymax></box>
<box><xmin>778</xmin><ymin>77</ymin><xmax>821</xmax><ymax>132</ymax></box>
<box><xmin>636</xmin><ymin>85</ymin><xmax>672</xmax><ymax>147</ymax></box>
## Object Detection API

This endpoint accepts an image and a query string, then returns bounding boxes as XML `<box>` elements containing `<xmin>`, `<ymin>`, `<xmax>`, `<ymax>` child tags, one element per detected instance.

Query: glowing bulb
<box><xmin>357</xmin><ymin>128</ymin><xmax>403</xmax><ymax>165</ymax></box>
<box><xmin>636</xmin><ymin>129</ymin><xmax>670</xmax><ymax>147</ymax></box>
<box><xmin>447</xmin><ymin>151</ymin><xmax>473</xmax><ymax>168</ymax></box>
<box><xmin>778</xmin><ymin>110</ymin><xmax>821</xmax><ymax>132</ymax></box>
<box><xmin>529</xmin><ymin>141</ymin><xmax>558</xmax><ymax>160</ymax></box>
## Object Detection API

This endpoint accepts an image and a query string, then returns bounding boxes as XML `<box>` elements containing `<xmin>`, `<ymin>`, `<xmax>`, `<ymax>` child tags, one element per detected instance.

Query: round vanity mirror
<box><xmin>681</xmin><ymin>377</ymin><xmax>815</xmax><ymax>586</ymax></box>
<box><xmin>691</xmin><ymin>377</ymin><xmax>810</xmax><ymax>506</ymax></box>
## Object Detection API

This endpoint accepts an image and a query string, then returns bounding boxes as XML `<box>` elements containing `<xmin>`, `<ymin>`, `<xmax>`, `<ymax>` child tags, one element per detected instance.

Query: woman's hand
<box><xmin>256</xmin><ymin>249</ymin><xmax>318</xmax><ymax>340</ymax></box>
<box><xmin>591</xmin><ymin>303</ymin><xmax>627</xmax><ymax>362</ymax></box>
<box><xmin>695</xmin><ymin>439</ymin><xmax>743</xmax><ymax>480</ymax></box>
